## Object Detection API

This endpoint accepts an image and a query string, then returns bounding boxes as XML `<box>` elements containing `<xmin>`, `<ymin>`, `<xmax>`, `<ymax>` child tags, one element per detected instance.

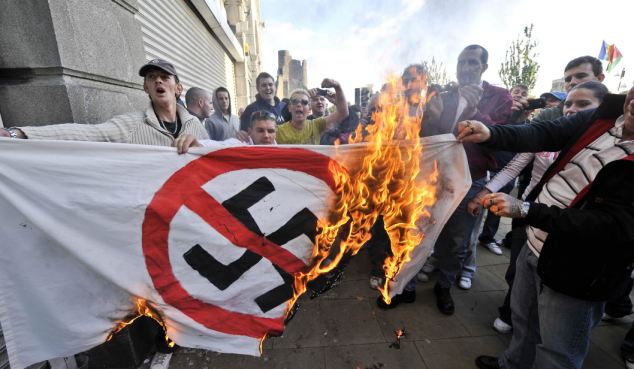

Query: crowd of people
<box><xmin>1</xmin><ymin>44</ymin><xmax>633</xmax><ymax>369</ymax></box>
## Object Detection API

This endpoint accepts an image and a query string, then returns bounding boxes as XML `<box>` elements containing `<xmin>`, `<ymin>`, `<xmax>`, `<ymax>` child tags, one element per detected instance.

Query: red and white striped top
<box><xmin>528</xmin><ymin>115</ymin><xmax>634</xmax><ymax>257</ymax></box>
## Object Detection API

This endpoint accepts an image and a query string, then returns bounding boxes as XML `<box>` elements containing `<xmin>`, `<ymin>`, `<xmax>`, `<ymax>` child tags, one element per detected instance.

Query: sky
<box><xmin>260</xmin><ymin>0</ymin><xmax>633</xmax><ymax>100</ymax></box>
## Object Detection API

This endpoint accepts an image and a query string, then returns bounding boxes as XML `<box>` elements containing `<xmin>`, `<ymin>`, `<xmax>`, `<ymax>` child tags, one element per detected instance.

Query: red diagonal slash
<box><xmin>142</xmin><ymin>146</ymin><xmax>343</xmax><ymax>338</ymax></box>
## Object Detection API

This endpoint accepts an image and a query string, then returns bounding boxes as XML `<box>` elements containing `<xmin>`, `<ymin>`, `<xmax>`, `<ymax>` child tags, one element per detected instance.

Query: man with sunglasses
<box><xmin>276</xmin><ymin>79</ymin><xmax>348</xmax><ymax>145</ymax></box>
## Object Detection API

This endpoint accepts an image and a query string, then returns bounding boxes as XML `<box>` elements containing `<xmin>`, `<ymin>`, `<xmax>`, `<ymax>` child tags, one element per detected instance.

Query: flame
<box><xmin>284</xmin><ymin>72</ymin><xmax>438</xmax><ymax>315</ymax></box>
<box><xmin>107</xmin><ymin>298</ymin><xmax>175</xmax><ymax>349</ymax></box>
<box><xmin>259</xmin><ymin>334</ymin><xmax>267</xmax><ymax>354</ymax></box>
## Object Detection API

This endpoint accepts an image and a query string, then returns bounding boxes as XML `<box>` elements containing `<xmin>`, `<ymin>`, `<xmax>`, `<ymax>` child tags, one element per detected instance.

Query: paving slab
<box><xmin>453</xmin><ymin>290</ymin><xmax>507</xmax><ymax>337</ymax></box>
<box><xmin>325</xmin><ymin>341</ymin><xmax>427</xmax><ymax>369</ymax></box>
<box><xmin>167</xmin><ymin>346</ymin><xmax>326</xmax><ymax>369</ymax></box>
<box><xmin>415</xmin><ymin>336</ymin><xmax>507</xmax><ymax>369</ymax></box>
<box><xmin>373</xmin><ymin>285</ymin><xmax>470</xmax><ymax>341</ymax></box>
<box><xmin>273</xmin><ymin>297</ymin><xmax>384</xmax><ymax>349</ymax></box>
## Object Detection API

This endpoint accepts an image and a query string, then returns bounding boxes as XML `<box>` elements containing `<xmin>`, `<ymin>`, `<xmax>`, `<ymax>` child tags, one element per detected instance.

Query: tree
<box><xmin>422</xmin><ymin>57</ymin><xmax>450</xmax><ymax>87</ymax></box>
<box><xmin>499</xmin><ymin>24</ymin><xmax>540</xmax><ymax>91</ymax></box>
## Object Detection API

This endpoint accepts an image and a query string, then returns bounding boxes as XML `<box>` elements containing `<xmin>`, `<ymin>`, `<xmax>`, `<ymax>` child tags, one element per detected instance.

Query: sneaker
<box><xmin>625</xmin><ymin>356</ymin><xmax>634</xmax><ymax>369</ymax></box>
<box><xmin>369</xmin><ymin>276</ymin><xmax>383</xmax><ymax>290</ymax></box>
<box><xmin>458</xmin><ymin>276</ymin><xmax>472</xmax><ymax>290</ymax></box>
<box><xmin>602</xmin><ymin>312</ymin><xmax>632</xmax><ymax>324</ymax></box>
<box><xmin>376</xmin><ymin>289</ymin><xmax>416</xmax><ymax>309</ymax></box>
<box><xmin>492</xmin><ymin>317</ymin><xmax>512</xmax><ymax>334</ymax></box>
<box><xmin>433</xmin><ymin>283</ymin><xmax>454</xmax><ymax>315</ymax></box>
<box><xmin>421</xmin><ymin>259</ymin><xmax>436</xmax><ymax>274</ymax></box>
<box><xmin>416</xmin><ymin>271</ymin><xmax>430</xmax><ymax>282</ymax></box>
<box><xmin>481</xmin><ymin>241</ymin><xmax>503</xmax><ymax>255</ymax></box>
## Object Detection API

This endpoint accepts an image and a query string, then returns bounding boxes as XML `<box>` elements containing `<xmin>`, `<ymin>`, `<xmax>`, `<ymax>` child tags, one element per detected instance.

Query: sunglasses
<box><xmin>290</xmin><ymin>98</ymin><xmax>310</xmax><ymax>106</ymax></box>
<box><xmin>250</xmin><ymin>110</ymin><xmax>276</xmax><ymax>121</ymax></box>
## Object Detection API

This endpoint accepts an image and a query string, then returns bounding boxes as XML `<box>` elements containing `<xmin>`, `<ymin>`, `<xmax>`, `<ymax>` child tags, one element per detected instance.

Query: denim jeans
<box><xmin>434</xmin><ymin>177</ymin><xmax>487</xmax><ymax>288</ymax></box>
<box><xmin>463</xmin><ymin>175</ymin><xmax>514</xmax><ymax>280</ymax></box>
<box><xmin>478</xmin><ymin>178</ymin><xmax>515</xmax><ymax>243</ymax></box>
<box><xmin>499</xmin><ymin>246</ymin><xmax>605</xmax><ymax>369</ymax></box>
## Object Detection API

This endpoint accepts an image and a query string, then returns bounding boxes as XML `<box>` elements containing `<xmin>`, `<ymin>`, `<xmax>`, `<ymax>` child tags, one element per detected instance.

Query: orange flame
<box><xmin>107</xmin><ymin>298</ymin><xmax>175</xmax><ymax>349</ymax></box>
<box><xmin>284</xmin><ymin>72</ymin><xmax>438</xmax><ymax>315</ymax></box>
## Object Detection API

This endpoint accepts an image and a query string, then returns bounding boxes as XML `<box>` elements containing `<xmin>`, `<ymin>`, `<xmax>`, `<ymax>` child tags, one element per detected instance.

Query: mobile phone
<box><xmin>526</xmin><ymin>98</ymin><xmax>545</xmax><ymax>110</ymax></box>
<box><xmin>316</xmin><ymin>88</ymin><xmax>330</xmax><ymax>97</ymax></box>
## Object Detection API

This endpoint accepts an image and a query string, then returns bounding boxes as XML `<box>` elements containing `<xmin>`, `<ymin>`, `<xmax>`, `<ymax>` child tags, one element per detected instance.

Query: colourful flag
<box><xmin>607</xmin><ymin>45</ymin><xmax>623</xmax><ymax>73</ymax></box>
<box><xmin>599</xmin><ymin>41</ymin><xmax>624</xmax><ymax>73</ymax></box>
<box><xmin>598</xmin><ymin>40</ymin><xmax>608</xmax><ymax>60</ymax></box>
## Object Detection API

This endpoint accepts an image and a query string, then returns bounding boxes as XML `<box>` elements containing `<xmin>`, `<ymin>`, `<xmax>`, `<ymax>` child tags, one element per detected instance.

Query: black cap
<box><xmin>139</xmin><ymin>58</ymin><xmax>178</xmax><ymax>78</ymax></box>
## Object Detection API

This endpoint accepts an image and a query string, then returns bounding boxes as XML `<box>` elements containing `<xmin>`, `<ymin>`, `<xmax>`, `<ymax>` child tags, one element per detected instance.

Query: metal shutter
<box><xmin>136</xmin><ymin>0</ymin><xmax>237</xmax><ymax>107</ymax></box>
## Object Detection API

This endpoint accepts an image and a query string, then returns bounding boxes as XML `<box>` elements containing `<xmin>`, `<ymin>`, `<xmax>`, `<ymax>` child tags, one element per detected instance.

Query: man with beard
<box><xmin>415</xmin><ymin>45</ymin><xmax>512</xmax><ymax>313</ymax></box>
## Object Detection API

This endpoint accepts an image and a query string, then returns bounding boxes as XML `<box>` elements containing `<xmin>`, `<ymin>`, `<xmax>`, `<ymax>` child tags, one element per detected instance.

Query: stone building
<box><xmin>276</xmin><ymin>50</ymin><xmax>307</xmax><ymax>98</ymax></box>
<box><xmin>0</xmin><ymin>0</ymin><xmax>264</xmax><ymax>128</ymax></box>
<box><xmin>354</xmin><ymin>85</ymin><xmax>373</xmax><ymax>115</ymax></box>
<box><xmin>551</xmin><ymin>77</ymin><xmax>565</xmax><ymax>92</ymax></box>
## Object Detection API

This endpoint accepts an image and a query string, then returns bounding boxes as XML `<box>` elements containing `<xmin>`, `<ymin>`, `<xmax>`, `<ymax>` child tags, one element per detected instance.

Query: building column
<box><xmin>0</xmin><ymin>0</ymin><xmax>147</xmax><ymax>127</ymax></box>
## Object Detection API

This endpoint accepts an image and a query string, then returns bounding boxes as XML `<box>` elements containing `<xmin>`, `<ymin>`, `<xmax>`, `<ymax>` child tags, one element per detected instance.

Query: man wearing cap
<box><xmin>540</xmin><ymin>91</ymin><xmax>566</xmax><ymax>109</ymax></box>
<box><xmin>0</xmin><ymin>58</ymin><xmax>208</xmax><ymax>145</ymax></box>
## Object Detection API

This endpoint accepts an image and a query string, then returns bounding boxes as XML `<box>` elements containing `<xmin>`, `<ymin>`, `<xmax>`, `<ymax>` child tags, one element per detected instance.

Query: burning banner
<box><xmin>0</xmin><ymin>131</ymin><xmax>468</xmax><ymax>368</ymax></box>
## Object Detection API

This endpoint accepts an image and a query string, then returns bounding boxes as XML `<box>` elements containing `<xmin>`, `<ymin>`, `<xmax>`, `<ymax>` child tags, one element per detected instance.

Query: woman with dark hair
<box><xmin>467</xmin><ymin>80</ymin><xmax>609</xmax><ymax>334</ymax></box>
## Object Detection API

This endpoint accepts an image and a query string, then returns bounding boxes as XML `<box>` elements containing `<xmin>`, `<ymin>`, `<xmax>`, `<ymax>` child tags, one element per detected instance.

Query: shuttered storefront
<box><xmin>136</xmin><ymin>0</ymin><xmax>237</xmax><ymax>107</ymax></box>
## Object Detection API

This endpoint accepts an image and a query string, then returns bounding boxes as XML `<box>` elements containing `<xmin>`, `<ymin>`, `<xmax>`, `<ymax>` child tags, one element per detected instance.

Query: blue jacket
<box><xmin>239</xmin><ymin>94</ymin><xmax>287</xmax><ymax>131</ymax></box>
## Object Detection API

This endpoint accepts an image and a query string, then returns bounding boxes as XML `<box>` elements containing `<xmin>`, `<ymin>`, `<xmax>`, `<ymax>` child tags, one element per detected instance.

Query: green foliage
<box><xmin>499</xmin><ymin>24</ymin><xmax>540</xmax><ymax>91</ymax></box>
<box><xmin>422</xmin><ymin>57</ymin><xmax>450</xmax><ymax>86</ymax></box>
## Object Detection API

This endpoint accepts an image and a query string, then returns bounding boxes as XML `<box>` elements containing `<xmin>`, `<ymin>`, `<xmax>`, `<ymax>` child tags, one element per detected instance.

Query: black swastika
<box><xmin>183</xmin><ymin>176</ymin><xmax>318</xmax><ymax>313</ymax></box>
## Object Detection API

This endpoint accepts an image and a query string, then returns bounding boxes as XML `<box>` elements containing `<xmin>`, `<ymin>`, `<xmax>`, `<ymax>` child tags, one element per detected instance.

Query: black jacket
<box><xmin>482</xmin><ymin>94</ymin><xmax>634</xmax><ymax>301</ymax></box>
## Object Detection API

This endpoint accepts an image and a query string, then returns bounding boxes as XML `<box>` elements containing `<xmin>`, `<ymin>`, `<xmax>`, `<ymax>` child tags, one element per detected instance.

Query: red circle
<box><xmin>142</xmin><ymin>146</ymin><xmax>341</xmax><ymax>338</ymax></box>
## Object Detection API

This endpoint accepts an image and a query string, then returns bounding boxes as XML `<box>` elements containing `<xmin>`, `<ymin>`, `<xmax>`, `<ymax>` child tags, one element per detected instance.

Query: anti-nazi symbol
<box><xmin>183</xmin><ymin>176</ymin><xmax>318</xmax><ymax>312</ymax></box>
<box><xmin>142</xmin><ymin>146</ymin><xmax>344</xmax><ymax>339</ymax></box>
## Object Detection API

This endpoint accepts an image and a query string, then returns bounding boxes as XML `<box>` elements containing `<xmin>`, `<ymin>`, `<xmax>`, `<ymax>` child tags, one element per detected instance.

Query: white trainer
<box><xmin>481</xmin><ymin>241</ymin><xmax>503</xmax><ymax>255</ymax></box>
<box><xmin>458</xmin><ymin>276</ymin><xmax>472</xmax><ymax>290</ymax></box>
<box><xmin>493</xmin><ymin>317</ymin><xmax>513</xmax><ymax>334</ymax></box>
<box><xmin>417</xmin><ymin>272</ymin><xmax>430</xmax><ymax>282</ymax></box>
<box><xmin>421</xmin><ymin>259</ymin><xmax>436</xmax><ymax>274</ymax></box>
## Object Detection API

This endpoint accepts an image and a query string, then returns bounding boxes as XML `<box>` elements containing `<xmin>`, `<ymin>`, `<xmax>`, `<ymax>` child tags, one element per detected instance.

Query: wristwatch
<box><xmin>519</xmin><ymin>202</ymin><xmax>530</xmax><ymax>218</ymax></box>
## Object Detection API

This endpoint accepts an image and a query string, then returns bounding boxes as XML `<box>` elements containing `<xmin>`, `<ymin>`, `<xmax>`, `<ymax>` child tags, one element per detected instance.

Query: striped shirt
<box><xmin>20</xmin><ymin>103</ymin><xmax>209</xmax><ymax>146</ymax></box>
<box><xmin>528</xmin><ymin>115</ymin><xmax>634</xmax><ymax>256</ymax></box>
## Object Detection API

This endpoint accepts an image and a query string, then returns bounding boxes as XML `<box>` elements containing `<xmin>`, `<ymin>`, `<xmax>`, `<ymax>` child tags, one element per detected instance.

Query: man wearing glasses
<box><xmin>276</xmin><ymin>79</ymin><xmax>348</xmax><ymax>145</ymax></box>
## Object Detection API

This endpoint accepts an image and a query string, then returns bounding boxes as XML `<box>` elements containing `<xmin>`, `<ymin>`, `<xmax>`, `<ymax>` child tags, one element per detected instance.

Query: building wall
<box><xmin>0</xmin><ymin>0</ymin><xmax>148</xmax><ymax>127</ymax></box>
<box><xmin>0</xmin><ymin>0</ymin><xmax>262</xmax><ymax>127</ymax></box>
<box><xmin>276</xmin><ymin>50</ymin><xmax>307</xmax><ymax>98</ymax></box>
<box><xmin>224</xmin><ymin>0</ymin><xmax>264</xmax><ymax>109</ymax></box>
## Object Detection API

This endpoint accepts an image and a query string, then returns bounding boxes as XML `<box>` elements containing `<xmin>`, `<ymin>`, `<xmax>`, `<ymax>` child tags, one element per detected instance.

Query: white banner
<box><xmin>0</xmin><ymin>135</ymin><xmax>469</xmax><ymax>368</ymax></box>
